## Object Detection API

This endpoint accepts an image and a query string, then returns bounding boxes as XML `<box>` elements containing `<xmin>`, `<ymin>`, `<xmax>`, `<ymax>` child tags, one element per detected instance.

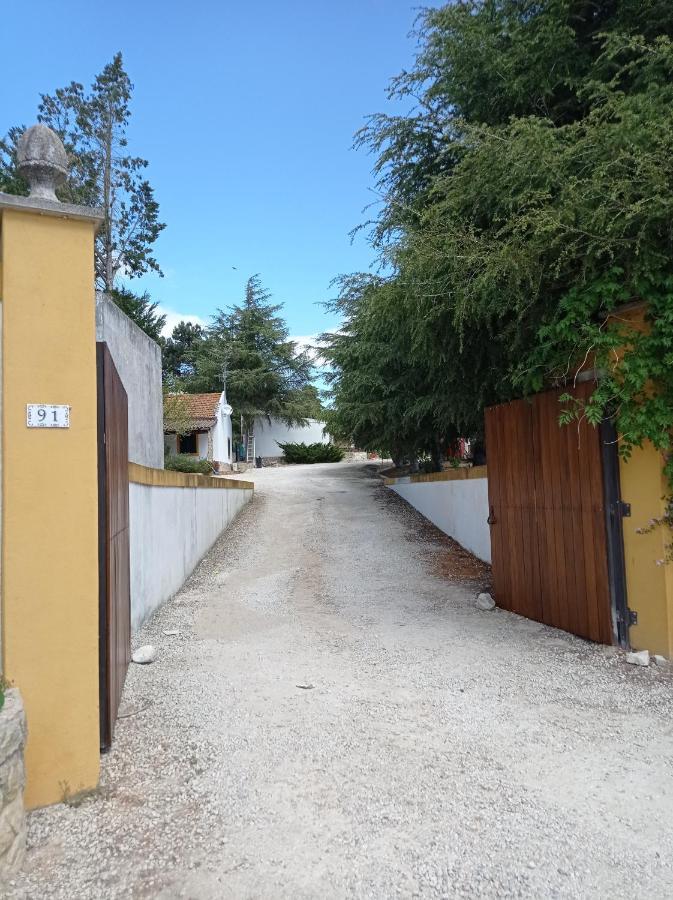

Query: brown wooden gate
<box><xmin>97</xmin><ymin>343</ymin><xmax>131</xmax><ymax>750</ymax></box>
<box><xmin>484</xmin><ymin>382</ymin><xmax>615</xmax><ymax>645</ymax></box>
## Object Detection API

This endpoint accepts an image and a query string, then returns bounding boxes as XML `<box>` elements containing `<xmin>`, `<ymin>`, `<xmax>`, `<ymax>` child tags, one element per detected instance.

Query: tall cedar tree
<box><xmin>190</xmin><ymin>276</ymin><xmax>320</xmax><ymax>434</ymax></box>
<box><xmin>0</xmin><ymin>53</ymin><xmax>165</xmax><ymax>297</ymax></box>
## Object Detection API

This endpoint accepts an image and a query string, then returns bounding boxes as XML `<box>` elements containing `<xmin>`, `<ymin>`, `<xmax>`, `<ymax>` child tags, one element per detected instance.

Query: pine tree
<box><xmin>190</xmin><ymin>276</ymin><xmax>316</xmax><ymax>432</ymax></box>
<box><xmin>0</xmin><ymin>53</ymin><xmax>164</xmax><ymax>294</ymax></box>
<box><xmin>162</xmin><ymin>321</ymin><xmax>205</xmax><ymax>379</ymax></box>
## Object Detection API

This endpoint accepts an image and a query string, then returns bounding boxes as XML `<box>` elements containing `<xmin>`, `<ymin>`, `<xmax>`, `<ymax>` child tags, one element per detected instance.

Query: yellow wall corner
<box><xmin>619</xmin><ymin>441</ymin><xmax>672</xmax><ymax>658</ymax></box>
<box><xmin>1</xmin><ymin>207</ymin><xmax>100</xmax><ymax>807</ymax></box>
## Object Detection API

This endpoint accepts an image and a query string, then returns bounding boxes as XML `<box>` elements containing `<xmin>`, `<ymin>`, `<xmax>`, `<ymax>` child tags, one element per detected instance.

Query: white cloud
<box><xmin>291</xmin><ymin>334</ymin><xmax>330</xmax><ymax>367</ymax></box>
<box><xmin>159</xmin><ymin>308</ymin><xmax>207</xmax><ymax>338</ymax></box>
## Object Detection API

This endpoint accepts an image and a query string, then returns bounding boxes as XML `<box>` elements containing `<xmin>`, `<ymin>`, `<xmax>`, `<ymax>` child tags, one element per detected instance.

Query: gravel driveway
<box><xmin>8</xmin><ymin>461</ymin><xmax>673</xmax><ymax>899</ymax></box>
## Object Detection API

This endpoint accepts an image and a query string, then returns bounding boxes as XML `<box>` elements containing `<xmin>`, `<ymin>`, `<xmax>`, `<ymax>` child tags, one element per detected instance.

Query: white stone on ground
<box><xmin>625</xmin><ymin>649</ymin><xmax>650</xmax><ymax>667</ymax></box>
<box><xmin>476</xmin><ymin>591</ymin><xmax>496</xmax><ymax>611</ymax></box>
<box><xmin>131</xmin><ymin>645</ymin><xmax>156</xmax><ymax>664</ymax></box>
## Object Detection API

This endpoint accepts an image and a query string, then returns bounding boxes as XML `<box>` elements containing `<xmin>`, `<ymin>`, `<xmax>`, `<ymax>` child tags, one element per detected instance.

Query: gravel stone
<box><xmin>7</xmin><ymin>462</ymin><xmax>673</xmax><ymax>899</ymax></box>
<box><xmin>475</xmin><ymin>592</ymin><xmax>496</xmax><ymax>611</ymax></box>
<box><xmin>625</xmin><ymin>650</ymin><xmax>650</xmax><ymax>667</ymax></box>
<box><xmin>131</xmin><ymin>645</ymin><xmax>157</xmax><ymax>664</ymax></box>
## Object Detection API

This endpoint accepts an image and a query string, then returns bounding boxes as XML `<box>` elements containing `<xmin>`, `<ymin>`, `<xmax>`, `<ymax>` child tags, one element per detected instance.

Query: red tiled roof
<box><xmin>171</xmin><ymin>392</ymin><xmax>221</xmax><ymax>419</ymax></box>
<box><xmin>164</xmin><ymin>392</ymin><xmax>221</xmax><ymax>432</ymax></box>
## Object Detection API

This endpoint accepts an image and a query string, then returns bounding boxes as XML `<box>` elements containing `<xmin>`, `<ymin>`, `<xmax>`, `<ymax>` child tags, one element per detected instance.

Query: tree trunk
<box><xmin>103</xmin><ymin>105</ymin><xmax>114</xmax><ymax>292</ymax></box>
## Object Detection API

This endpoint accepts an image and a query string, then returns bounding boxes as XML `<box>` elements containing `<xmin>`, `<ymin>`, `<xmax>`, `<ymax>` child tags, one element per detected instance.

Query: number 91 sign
<box><xmin>27</xmin><ymin>404</ymin><xmax>70</xmax><ymax>428</ymax></box>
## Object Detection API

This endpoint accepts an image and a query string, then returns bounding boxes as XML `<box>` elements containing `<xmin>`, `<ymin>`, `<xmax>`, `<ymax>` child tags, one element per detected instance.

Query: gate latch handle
<box><xmin>487</xmin><ymin>506</ymin><xmax>497</xmax><ymax>526</ymax></box>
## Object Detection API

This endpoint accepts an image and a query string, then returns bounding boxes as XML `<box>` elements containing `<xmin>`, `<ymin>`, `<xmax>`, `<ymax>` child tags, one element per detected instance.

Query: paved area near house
<box><xmin>9</xmin><ymin>462</ymin><xmax>673</xmax><ymax>899</ymax></box>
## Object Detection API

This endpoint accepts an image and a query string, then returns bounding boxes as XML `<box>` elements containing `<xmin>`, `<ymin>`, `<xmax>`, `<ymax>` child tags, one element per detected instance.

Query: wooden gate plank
<box><xmin>97</xmin><ymin>343</ymin><xmax>131</xmax><ymax>751</ymax></box>
<box><xmin>548</xmin><ymin>389</ymin><xmax>576</xmax><ymax>635</ymax></box>
<box><xmin>536</xmin><ymin>390</ymin><xmax>566</xmax><ymax>632</ymax></box>
<box><xmin>563</xmin><ymin>413</ymin><xmax>590</xmax><ymax>639</ymax></box>
<box><xmin>485</xmin><ymin>405</ymin><xmax>508</xmax><ymax>608</ymax></box>
<box><xmin>513</xmin><ymin>399</ymin><xmax>538</xmax><ymax>621</ymax></box>
<box><xmin>501</xmin><ymin>403</ymin><xmax>522</xmax><ymax>614</ymax></box>
<box><xmin>486</xmin><ymin>383</ymin><xmax>614</xmax><ymax>645</ymax></box>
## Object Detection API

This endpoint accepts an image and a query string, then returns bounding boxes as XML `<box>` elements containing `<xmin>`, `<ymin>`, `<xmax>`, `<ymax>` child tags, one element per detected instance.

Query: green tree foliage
<box><xmin>0</xmin><ymin>53</ymin><xmax>164</xmax><ymax>294</ymax></box>
<box><xmin>190</xmin><ymin>275</ymin><xmax>319</xmax><ymax>431</ymax></box>
<box><xmin>162</xmin><ymin>321</ymin><xmax>205</xmax><ymax>379</ymax></box>
<box><xmin>165</xmin><ymin>454</ymin><xmax>213</xmax><ymax>475</ymax></box>
<box><xmin>278</xmin><ymin>442</ymin><xmax>344</xmax><ymax>464</ymax></box>
<box><xmin>162</xmin><ymin>390</ymin><xmax>194</xmax><ymax>438</ymax></box>
<box><xmin>324</xmin><ymin>1</ymin><xmax>673</xmax><ymax>478</ymax></box>
<box><xmin>110</xmin><ymin>286</ymin><xmax>166</xmax><ymax>343</ymax></box>
<box><xmin>0</xmin><ymin>126</ymin><xmax>28</xmax><ymax>194</ymax></box>
<box><xmin>321</xmin><ymin>274</ymin><xmax>453</xmax><ymax>466</ymax></box>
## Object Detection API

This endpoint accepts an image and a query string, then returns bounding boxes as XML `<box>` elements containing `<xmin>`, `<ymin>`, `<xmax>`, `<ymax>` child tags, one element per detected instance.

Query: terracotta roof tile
<box><xmin>165</xmin><ymin>392</ymin><xmax>221</xmax><ymax>431</ymax></box>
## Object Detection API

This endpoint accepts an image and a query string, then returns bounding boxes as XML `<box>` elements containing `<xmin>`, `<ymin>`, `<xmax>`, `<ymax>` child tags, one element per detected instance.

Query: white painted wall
<box><xmin>254</xmin><ymin>417</ymin><xmax>329</xmax><ymax>458</ymax></box>
<box><xmin>96</xmin><ymin>293</ymin><xmax>164</xmax><ymax>468</ymax></box>
<box><xmin>390</xmin><ymin>476</ymin><xmax>491</xmax><ymax>563</ymax></box>
<box><xmin>213</xmin><ymin>401</ymin><xmax>233</xmax><ymax>464</ymax></box>
<box><xmin>129</xmin><ymin>483</ymin><xmax>253</xmax><ymax>630</ymax></box>
<box><xmin>197</xmin><ymin>432</ymin><xmax>209</xmax><ymax>459</ymax></box>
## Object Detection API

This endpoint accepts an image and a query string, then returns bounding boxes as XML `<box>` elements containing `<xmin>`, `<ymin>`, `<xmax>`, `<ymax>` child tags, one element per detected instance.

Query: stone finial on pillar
<box><xmin>16</xmin><ymin>124</ymin><xmax>68</xmax><ymax>202</ymax></box>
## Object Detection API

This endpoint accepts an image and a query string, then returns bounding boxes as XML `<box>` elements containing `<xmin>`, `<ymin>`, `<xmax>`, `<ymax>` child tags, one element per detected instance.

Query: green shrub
<box><xmin>165</xmin><ymin>454</ymin><xmax>213</xmax><ymax>475</ymax></box>
<box><xmin>278</xmin><ymin>442</ymin><xmax>344</xmax><ymax>464</ymax></box>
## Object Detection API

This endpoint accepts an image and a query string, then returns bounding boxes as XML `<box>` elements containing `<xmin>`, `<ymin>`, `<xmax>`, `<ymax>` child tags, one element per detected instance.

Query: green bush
<box><xmin>165</xmin><ymin>454</ymin><xmax>213</xmax><ymax>475</ymax></box>
<box><xmin>278</xmin><ymin>442</ymin><xmax>344</xmax><ymax>464</ymax></box>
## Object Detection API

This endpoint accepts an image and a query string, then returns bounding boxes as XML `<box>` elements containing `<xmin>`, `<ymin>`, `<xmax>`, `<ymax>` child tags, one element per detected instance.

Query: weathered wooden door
<box><xmin>97</xmin><ymin>343</ymin><xmax>131</xmax><ymax>750</ymax></box>
<box><xmin>485</xmin><ymin>382</ymin><xmax>615</xmax><ymax>645</ymax></box>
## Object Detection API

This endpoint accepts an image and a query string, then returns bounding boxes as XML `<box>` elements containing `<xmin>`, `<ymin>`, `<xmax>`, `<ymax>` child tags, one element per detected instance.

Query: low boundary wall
<box><xmin>129</xmin><ymin>464</ymin><xmax>254</xmax><ymax>630</ymax></box>
<box><xmin>384</xmin><ymin>466</ymin><xmax>491</xmax><ymax>563</ymax></box>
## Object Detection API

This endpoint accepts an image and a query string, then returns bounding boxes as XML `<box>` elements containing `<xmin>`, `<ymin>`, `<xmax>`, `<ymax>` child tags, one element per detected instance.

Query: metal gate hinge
<box><xmin>628</xmin><ymin>608</ymin><xmax>638</xmax><ymax>626</ymax></box>
<box><xmin>620</xmin><ymin>501</ymin><xmax>631</xmax><ymax>517</ymax></box>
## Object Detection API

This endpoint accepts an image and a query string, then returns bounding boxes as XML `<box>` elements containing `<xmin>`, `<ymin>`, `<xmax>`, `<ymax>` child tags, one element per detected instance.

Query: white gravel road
<box><xmin>8</xmin><ymin>461</ymin><xmax>673</xmax><ymax>899</ymax></box>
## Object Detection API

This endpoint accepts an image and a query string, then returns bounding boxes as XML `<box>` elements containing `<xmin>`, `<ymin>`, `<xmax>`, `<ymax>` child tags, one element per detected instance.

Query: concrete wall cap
<box><xmin>16</xmin><ymin>125</ymin><xmax>68</xmax><ymax>201</ymax></box>
<box><xmin>0</xmin><ymin>191</ymin><xmax>104</xmax><ymax>226</ymax></box>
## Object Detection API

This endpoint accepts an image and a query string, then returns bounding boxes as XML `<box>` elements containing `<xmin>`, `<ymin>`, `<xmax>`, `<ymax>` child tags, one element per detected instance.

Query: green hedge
<box><xmin>278</xmin><ymin>442</ymin><xmax>344</xmax><ymax>464</ymax></box>
<box><xmin>165</xmin><ymin>454</ymin><xmax>213</xmax><ymax>475</ymax></box>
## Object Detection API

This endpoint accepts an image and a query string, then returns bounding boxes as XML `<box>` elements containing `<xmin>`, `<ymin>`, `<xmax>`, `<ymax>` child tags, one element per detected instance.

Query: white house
<box><xmin>164</xmin><ymin>391</ymin><xmax>233</xmax><ymax>471</ymax></box>
<box><xmin>251</xmin><ymin>417</ymin><xmax>330</xmax><ymax>462</ymax></box>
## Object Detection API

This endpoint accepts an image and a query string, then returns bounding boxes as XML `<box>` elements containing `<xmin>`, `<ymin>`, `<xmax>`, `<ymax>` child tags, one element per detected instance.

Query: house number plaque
<box><xmin>26</xmin><ymin>404</ymin><xmax>70</xmax><ymax>428</ymax></box>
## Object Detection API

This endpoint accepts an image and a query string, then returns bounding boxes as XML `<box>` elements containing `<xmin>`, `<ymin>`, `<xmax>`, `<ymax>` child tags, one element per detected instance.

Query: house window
<box><xmin>227</xmin><ymin>437</ymin><xmax>231</xmax><ymax>460</ymax></box>
<box><xmin>178</xmin><ymin>432</ymin><xmax>198</xmax><ymax>454</ymax></box>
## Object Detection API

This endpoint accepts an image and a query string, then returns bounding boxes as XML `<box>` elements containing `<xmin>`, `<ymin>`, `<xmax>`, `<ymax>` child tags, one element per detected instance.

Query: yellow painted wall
<box><xmin>0</xmin><ymin>207</ymin><xmax>100</xmax><ymax>807</ymax></box>
<box><xmin>619</xmin><ymin>442</ymin><xmax>673</xmax><ymax>658</ymax></box>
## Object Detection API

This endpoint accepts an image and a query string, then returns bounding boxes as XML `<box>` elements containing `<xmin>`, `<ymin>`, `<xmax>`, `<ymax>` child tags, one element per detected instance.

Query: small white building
<box><xmin>164</xmin><ymin>391</ymin><xmax>233</xmax><ymax>471</ymax></box>
<box><xmin>251</xmin><ymin>417</ymin><xmax>329</xmax><ymax>462</ymax></box>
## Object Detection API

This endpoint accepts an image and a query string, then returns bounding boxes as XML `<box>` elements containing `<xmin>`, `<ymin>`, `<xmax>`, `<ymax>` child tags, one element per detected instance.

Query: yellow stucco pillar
<box><xmin>619</xmin><ymin>442</ymin><xmax>673</xmax><ymax>658</ymax></box>
<box><xmin>0</xmin><ymin>186</ymin><xmax>103</xmax><ymax>806</ymax></box>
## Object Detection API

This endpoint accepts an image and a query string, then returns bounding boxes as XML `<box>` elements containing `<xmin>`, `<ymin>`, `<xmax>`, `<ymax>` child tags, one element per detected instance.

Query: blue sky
<box><xmin>1</xmin><ymin>2</ymin><xmax>439</xmax><ymax>344</ymax></box>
